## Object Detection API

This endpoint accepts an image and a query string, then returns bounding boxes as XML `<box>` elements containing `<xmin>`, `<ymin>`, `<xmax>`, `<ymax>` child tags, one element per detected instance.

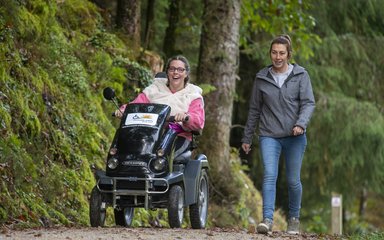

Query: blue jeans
<box><xmin>259</xmin><ymin>134</ymin><xmax>307</xmax><ymax>220</ymax></box>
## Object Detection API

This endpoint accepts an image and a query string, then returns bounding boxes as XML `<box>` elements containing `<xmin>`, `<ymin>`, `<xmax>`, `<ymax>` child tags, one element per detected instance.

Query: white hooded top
<box><xmin>143</xmin><ymin>78</ymin><xmax>203</xmax><ymax>116</ymax></box>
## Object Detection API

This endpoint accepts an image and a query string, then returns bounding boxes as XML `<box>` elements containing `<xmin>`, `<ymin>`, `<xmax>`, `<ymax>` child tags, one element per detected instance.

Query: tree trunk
<box><xmin>197</xmin><ymin>0</ymin><xmax>240</xmax><ymax>199</ymax></box>
<box><xmin>359</xmin><ymin>187</ymin><xmax>367</xmax><ymax>218</ymax></box>
<box><xmin>90</xmin><ymin>0</ymin><xmax>109</xmax><ymax>10</ymax></box>
<box><xmin>143</xmin><ymin>0</ymin><xmax>155</xmax><ymax>51</ymax></box>
<box><xmin>163</xmin><ymin>0</ymin><xmax>181</xmax><ymax>59</ymax></box>
<box><xmin>116</xmin><ymin>0</ymin><xmax>141</xmax><ymax>54</ymax></box>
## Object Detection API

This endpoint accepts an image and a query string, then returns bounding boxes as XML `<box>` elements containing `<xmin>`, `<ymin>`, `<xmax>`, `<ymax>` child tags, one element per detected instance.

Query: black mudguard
<box><xmin>183</xmin><ymin>154</ymin><xmax>209</xmax><ymax>205</ymax></box>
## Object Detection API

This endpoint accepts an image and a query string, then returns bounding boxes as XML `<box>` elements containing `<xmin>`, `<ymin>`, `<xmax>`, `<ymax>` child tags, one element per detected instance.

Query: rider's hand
<box><xmin>242</xmin><ymin>143</ymin><xmax>251</xmax><ymax>154</ymax></box>
<box><xmin>174</xmin><ymin>112</ymin><xmax>189</xmax><ymax>122</ymax></box>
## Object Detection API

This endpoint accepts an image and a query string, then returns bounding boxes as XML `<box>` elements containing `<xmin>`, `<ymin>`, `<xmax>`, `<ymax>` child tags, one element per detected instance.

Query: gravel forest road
<box><xmin>1</xmin><ymin>226</ymin><xmax>333</xmax><ymax>240</ymax></box>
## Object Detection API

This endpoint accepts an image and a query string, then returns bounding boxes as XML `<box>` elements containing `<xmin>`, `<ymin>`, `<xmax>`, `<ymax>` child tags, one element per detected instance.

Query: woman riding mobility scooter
<box><xmin>89</xmin><ymin>87</ymin><xmax>209</xmax><ymax>229</ymax></box>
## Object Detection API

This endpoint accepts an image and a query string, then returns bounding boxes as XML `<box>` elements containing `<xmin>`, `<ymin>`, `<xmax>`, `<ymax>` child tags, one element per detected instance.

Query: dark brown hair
<box><xmin>269</xmin><ymin>35</ymin><xmax>293</xmax><ymax>59</ymax></box>
<box><xmin>165</xmin><ymin>55</ymin><xmax>190</xmax><ymax>86</ymax></box>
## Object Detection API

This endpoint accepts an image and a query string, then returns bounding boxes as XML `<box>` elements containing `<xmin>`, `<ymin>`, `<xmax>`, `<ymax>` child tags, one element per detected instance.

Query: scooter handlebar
<box><xmin>167</xmin><ymin>115</ymin><xmax>189</xmax><ymax>122</ymax></box>
<box><xmin>111</xmin><ymin>113</ymin><xmax>189</xmax><ymax>122</ymax></box>
<box><xmin>168</xmin><ymin>116</ymin><xmax>175</xmax><ymax>122</ymax></box>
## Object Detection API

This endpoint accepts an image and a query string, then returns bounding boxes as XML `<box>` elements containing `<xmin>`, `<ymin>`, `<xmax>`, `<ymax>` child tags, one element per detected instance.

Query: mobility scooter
<box><xmin>89</xmin><ymin>86</ymin><xmax>209</xmax><ymax>229</ymax></box>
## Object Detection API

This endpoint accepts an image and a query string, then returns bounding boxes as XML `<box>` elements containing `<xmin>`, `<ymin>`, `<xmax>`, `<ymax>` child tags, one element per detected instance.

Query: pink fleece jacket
<box><xmin>119</xmin><ymin>93</ymin><xmax>205</xmax><ymax>141</ymax></box>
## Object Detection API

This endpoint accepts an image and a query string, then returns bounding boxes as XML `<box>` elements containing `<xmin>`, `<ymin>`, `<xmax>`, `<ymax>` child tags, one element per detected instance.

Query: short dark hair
<box><xmin>269</xmin><ymin>35</ymin><xmax>293</xmax><ymax>59</ymax></box>
<box><xmin>165</xmin><ymin>55</ymin><xmax>190</xmax><ymax>85</ymax></box>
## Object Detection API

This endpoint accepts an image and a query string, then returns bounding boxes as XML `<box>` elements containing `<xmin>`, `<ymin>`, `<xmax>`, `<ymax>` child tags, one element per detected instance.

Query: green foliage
<box><xmin>112</xmin><ymin>56</ymin><xmax>153</xmax><ymax>101</ymax></box>
<box><xmin>15</xmin><ymin>6</ymin><xmax>42</xmax><ymax>40</ymax></box>
<box><xmin>311</xmin><ymin>0</ymin><xmax>384</xmax><ymax>37</ymax></box>
<box><xmin>307</xmin><ymin>35</ymin><xmax>384</xmax><ymax>104</ymax></box>
<box><xmin>240</xmin><ymin>0</ymin><xmax>321</xmax><ymax>61</ymax></box>
<box><xmin>39</xmin><ymin>33</ymin><xmax>89</xmax><ymax>94</ymax></box>
<box><xmin>349</xmin><ymin>231</ymin><xmax>384</xmax><ymax>240</ymax></box>
<box><xmin>131</xmin><ymin>209</ymin><xmax>169</xmax><ymax>228</ymax></box>
<box><xmin>114</xmin><ymin>56</ymin><xmax>152</xmax><ymax>86</ymax></box>
<box><xmin>304</xmin><ymin>215</ymin><xmax>328</xmax><ymax>234</ymax></box>
<box><xmin>55</xmin><ymin>0</ymin><xmax>100</xmax><ymax>35</ymax></box>
<box><xmin>302</xmin><ymin>92</ymin><xmax>384</xmax><ymax>231</ymax></box>
<box><xmin>0</xmin><ymin>69</ymin><xmax>12</xmax><ymax>133</ymax></box>
<box><xmin>346</xmin><ymin>215</ymin><xmax>379</xmax><ymax>236</ymax></box>
<box><xmin>297</xmin><ymin>8</ymin><xmax>384</xmax><ymax>232</ymax></box>
<box><xmin>1</xmin><ymin>0</ymin><xmax>52</xmax><ymax>42</ymax></box>
<box><xmin>198</xmin><ymin>83</ymin><xmax>216</xmax><ymax>95</ymax></box>
<box><xmin>0</xmin><ymin>0</ymin><xmax>151</xmax><ymax>227</ymax></box>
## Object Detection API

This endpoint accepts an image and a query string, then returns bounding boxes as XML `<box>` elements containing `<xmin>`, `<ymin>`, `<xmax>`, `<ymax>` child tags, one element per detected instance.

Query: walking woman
<box><xmin>241</xmin><ymin>35</ymin><xmax>315</xmax><ymax>234</ymax></box>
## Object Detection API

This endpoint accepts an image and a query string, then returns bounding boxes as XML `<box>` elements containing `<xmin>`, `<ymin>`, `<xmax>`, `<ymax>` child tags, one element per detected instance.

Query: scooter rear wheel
<box><xmin>189</xmin><ymin>169</ymin><xmax>209</xmax><ymax>229</ymax></box>
<box><xmin>89</xmin><ymin>186</ymin><xmax>106</xmax><ymax>227</ymax></box>
<box><xmin>114</xmin><ymin>207</ymin><xmax>134</xmax><ymax>226</ymax></box>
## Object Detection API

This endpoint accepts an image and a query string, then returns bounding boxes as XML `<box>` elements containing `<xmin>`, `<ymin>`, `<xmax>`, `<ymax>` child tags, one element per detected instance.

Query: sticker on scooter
<box><xmin>125</xmin><ymin>113</ymin><xmax>159</xmax><ymax>126</ymax></box>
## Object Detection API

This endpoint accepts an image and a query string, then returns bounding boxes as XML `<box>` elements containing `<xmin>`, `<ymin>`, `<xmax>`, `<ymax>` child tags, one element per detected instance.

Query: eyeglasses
<box><xmin>168</xmin><ymin>67</ymin><xmax>186</xmax><ymax>73</ymax></box>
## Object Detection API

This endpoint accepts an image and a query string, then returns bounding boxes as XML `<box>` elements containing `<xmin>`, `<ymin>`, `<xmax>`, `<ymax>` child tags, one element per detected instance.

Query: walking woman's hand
<box><xmin>242</xmin><ymin>143</ymin><xmax>251</xmax><ymax>154</ymax></box>
<box><xmin>292</xmin><ymin>126</ymin><xmax>304</xmax><ymax>136</ymax></box>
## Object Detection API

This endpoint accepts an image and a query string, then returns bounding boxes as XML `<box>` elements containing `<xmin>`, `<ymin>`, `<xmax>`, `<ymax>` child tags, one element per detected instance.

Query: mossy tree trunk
<box><xmin>143</xmin><ymin>0</ymin><xmax>155</xmax><ymax>51</ymax></box>
<box><xmin>197</xmin><ymin>0</ymin><xmax>240</xmax><ymax>200</ymax></box>
<box><xmin>116</xmin><ymin>0</ymin><xmax>141</xmax><ymax>55</ymax></box>
<box><xmin>90</xmin><ymin>0</ymin><xmax>109</xmax><ymax>10</ymax></box>
<box><xmin>163</xmin><ymin>0</ymin><xmax>181</xmax><ymax>59</ymax></box>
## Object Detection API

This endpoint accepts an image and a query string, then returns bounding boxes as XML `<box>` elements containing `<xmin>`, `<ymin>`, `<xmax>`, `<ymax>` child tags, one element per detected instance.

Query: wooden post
<box><xmin>331</xmin><ymin>192</ymin><xmax>342</xmax><ymax>235</ymax></box>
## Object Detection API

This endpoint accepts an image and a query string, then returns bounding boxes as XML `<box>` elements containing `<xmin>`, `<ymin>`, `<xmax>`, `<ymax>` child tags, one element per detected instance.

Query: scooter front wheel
<box><xmin>89</xmin><ymin>186</ymin><xmax>106</xmax><ymax>227</ymax></box>
<box><xmin>114</xmin><ymin>207</ymin><xmax>134</xmax><ymax>226</ymax></box>
<box><xmin>168</xmin><ymin>185</ymin><xmax>184</xmax><ymax>228</ymax></box>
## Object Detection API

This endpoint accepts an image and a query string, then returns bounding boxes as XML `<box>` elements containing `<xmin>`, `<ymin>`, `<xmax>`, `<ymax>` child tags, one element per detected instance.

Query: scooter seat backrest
<box><xmin>155</xmin><ymin>72</ymin><xmax>167</xmax><ymax>78</ymax></box>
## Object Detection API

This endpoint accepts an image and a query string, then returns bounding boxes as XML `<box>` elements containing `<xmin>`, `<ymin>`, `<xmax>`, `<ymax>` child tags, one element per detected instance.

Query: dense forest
<box><xmin>0</xmin><ymin>0</ymin><xmax>383</xmax><ymax>236</ymax></box>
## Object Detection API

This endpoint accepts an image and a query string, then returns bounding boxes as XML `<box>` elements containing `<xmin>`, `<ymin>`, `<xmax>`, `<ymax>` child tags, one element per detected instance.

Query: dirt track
<box><xmin>1</xmin><ymin>226</ymin><xmax>334</xmax><ymax>240</ymax></box>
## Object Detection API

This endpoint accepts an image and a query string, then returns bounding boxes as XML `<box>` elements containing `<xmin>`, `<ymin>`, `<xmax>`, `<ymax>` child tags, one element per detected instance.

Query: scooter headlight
<box><xmin>107</xmin><ymin>158</ymin><xmax>119</xmax><ymax>169</ymax></box>
<box><xmin>150</xmin><ymin>158</ymin><xmax>167</xmax><ymax>173</ymax></box>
